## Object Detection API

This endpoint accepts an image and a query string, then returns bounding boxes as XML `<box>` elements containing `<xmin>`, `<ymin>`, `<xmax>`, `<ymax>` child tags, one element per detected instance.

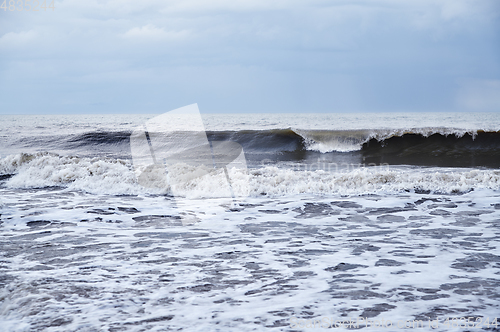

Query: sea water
<box><xmin>0</xmin><ymin>112</ymin><xmax>499</xmax><ymax>331</ymax></box>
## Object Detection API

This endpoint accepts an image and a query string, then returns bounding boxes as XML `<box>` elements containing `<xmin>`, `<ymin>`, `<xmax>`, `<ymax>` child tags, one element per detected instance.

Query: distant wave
<box><xmin>292</xmin><ymin>127</ymin><xmax>485</xmax><ymax>153</ymax></box>
<box><xmin>5</xmin><ymin>127</ymin><xmax>500</xmax><ymax>167</ymax></box>
<box><xmin>67</xmin><ymin>130</ymin><xmax>132</xmax><ymax>147</ymax></box>
<box><xmin>360</xmin><ymin>130</ymin><xmax>500</xmax><ymax>168</ymax></box>
<box><xmin>213</xmin><ymin>127</ymin><xmax>500</xmax><ymax>153</ymax></box>
<box><xmin>207</xmin><ymin>128</ymin><xmax>500</xmax><ymax>167</ymax></box>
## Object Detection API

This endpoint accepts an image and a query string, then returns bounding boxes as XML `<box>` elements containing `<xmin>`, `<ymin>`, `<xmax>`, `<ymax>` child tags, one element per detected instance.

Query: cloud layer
<box><xmin>0</xmin><ymin>0</ymin><xmax>499</xmax><ymax>113</ymax></box>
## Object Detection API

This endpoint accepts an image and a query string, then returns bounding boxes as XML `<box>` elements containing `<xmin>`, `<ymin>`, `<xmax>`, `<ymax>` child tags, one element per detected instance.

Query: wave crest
<box><xmin>292</xmin><ymin>127</ymin><xmax>482</xmax><ymax>153</ymax></box>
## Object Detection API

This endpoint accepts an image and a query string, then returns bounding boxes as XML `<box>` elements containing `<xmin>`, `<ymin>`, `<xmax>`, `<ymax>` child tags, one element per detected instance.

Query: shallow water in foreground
<box><xmin>1</xmin><ymin>188</ymin><xmax>499</xmax><ymax>331</ymax></box>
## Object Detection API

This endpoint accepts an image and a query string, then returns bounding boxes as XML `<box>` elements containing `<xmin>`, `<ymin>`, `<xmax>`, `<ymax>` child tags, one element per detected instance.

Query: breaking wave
<box><xmin>1</xmin><ymin>153</ymin><xmax>500</xmax><ymax>197</ymax></box>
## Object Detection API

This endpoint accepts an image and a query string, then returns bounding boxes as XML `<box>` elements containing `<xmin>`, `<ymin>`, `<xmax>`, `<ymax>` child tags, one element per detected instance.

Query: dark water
<box><xmin>4</xmin><ymin>128</ymin><xmax>500</xmax><ymax>169</ymax></box>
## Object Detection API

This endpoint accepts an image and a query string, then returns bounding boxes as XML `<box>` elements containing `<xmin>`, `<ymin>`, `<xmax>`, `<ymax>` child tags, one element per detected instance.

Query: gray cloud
<box><xmin>0</xmin><ymin>0</ymin><xmax>499</xmax><ymax>113</ymax></box>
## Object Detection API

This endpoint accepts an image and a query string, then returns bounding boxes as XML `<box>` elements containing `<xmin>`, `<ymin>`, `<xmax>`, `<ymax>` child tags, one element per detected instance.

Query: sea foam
<box><xmin>293</xmin><ymin>127</ymin><xmax>482</xmax><ymax>153</ymax></box>
<box><xmin>2</xmin><ymin>153</ymin><xmax>500</xmax><ymax>197</ymax></box>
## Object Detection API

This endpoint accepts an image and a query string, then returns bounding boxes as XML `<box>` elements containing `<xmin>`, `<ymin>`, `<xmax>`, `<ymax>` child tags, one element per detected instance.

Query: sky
<box><xmin>0</xmin><ymin>0</ymin><xmax>499</xmax><ymax>114</ymax></box>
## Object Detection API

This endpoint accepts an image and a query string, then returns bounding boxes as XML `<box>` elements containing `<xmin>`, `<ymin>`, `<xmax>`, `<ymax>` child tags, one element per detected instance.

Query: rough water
<box><xmin>0</xmin><ymin>112</ymin><xmax>499</xmax><ymax>331</ymax></box>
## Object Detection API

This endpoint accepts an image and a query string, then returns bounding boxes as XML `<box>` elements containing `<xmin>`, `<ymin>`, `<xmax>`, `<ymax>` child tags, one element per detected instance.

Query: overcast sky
<box><xmin>1</xmin><ymin>0</ymin><xmax>499</xmax><ymax>114</ymax></box>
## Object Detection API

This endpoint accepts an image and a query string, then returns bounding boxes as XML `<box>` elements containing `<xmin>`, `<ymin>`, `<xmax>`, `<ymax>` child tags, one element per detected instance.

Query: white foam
<box><xmin>293</xmin><ymin>129</ymin><xmax>367</xmax><ymax>153</ymax></box>
<box><xmin>1</xmin><ymin>189</ymin><xmax>499</xmax><ymax>331</ymax></box>
<box><xmin>0</xmin><ymin>152</ymin><xmax>50</xmax><ymax>174</ymax></box>
<box><xmin>3</xmin><ymin>153</ymin><xmax>500</xmax><ymax>197</ymax></box>
<box><xmin>2</xmin><ymin>153</ymin><xmax>151</xmax><ymax>195</ymax></box>
<box><xmin>248</xmin><ymin>166</ymin><xmax>500</xmax><ymax>196</ymax></box>
<box><xmin>293</xmin><ymin>128</ymin><xmax>482</xmax><ymax>153</ymax></box>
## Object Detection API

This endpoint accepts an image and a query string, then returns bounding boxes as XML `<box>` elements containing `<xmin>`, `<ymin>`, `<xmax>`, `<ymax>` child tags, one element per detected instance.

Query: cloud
<box><xmin>122</xmin><ymin>24</ymin><xmax>190</xmax><ymax>41</ymax></box>
<box><xmin>157</xmin><ymin>0</ymin><xmax>303</xmax><ymax>14</ymax></box>
<box><xmin>0</xmin><ymin>30</ymin><xmax>37</xmax><ymax>48</ymax></box>
<box><xmin>457</xmin><ymin>80</ymin><xmax>500</xmax><ymax>112</ymax></box>
<box><xmin>0</xmin><ymin>0</ymin><xmax>499</xmax><ymax>113</ymax></box>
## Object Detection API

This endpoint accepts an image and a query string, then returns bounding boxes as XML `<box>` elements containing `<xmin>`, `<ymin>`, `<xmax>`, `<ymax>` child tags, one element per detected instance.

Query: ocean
<box><xmin>0</xmin><ymin>111</ymin><xmax>499</xmax><ymax>331</ymax></box>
